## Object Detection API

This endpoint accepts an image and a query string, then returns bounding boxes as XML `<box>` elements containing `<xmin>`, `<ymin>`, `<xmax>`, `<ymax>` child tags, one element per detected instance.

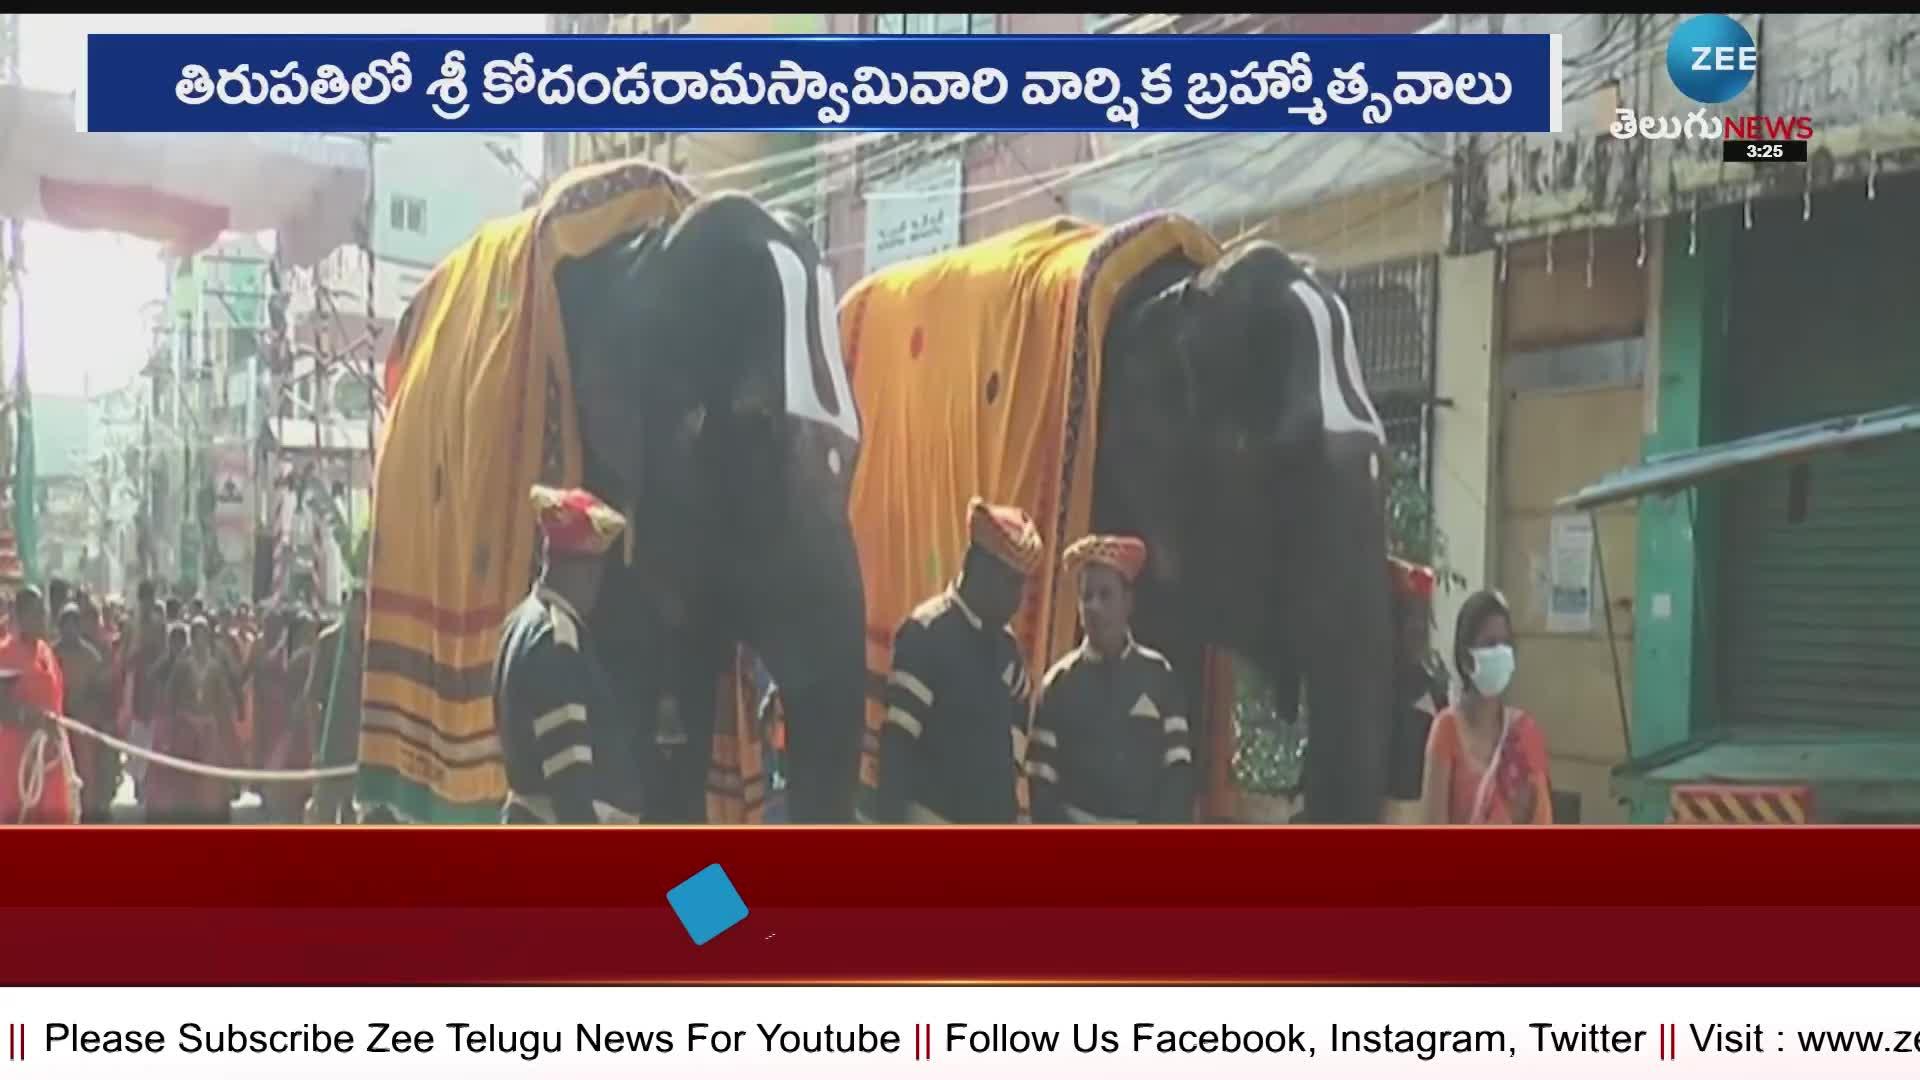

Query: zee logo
<box><xmin>1690</xmin><ymin>46</ymin><xmax>1757</xmax><ymax>73</ymax></box>
<box><xmin>1666</xmin><ymin>14</ymin><xmax>1757</xmax><ymax>105</ymax></box>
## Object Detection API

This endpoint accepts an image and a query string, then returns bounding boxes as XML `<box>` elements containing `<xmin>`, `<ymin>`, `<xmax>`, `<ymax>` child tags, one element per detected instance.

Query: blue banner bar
<box><xmin>85</xmin><ymin>34</ymin><xmax>1562</xmax><ymax>134</ymax></box>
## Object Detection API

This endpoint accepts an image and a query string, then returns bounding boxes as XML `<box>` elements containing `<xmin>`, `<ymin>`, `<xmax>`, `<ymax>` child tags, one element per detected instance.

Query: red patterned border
<box><xmin>5</xmin><ymin>828</ymin><xmax>1920</xmax><ymax>984</ymax></box>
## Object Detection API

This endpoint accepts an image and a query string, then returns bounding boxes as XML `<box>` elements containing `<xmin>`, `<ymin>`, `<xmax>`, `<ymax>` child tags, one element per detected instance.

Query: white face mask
<box><xmin>1468</xmin><ymin>644</ymin><xmax>1515</xmax><ymax>698</ymax></box>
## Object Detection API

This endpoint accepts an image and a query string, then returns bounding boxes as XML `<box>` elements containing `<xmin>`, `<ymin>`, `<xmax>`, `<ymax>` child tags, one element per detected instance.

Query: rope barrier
<box><xmin>15</xmin><ymin>727</ymin><xmax>55</xmax><ymax>824</ymax></box>
<box><xmin>50</xmin><ymin>713</ymin><xmax>356</xmax><ymax>784</ymax></box>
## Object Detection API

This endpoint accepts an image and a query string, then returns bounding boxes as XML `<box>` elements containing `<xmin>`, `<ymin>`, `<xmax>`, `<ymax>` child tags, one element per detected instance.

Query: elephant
<box><xmin>1090</xmin><ymin>239</ymin><xmax>1395</xmax><ymax>824</ymax></box>
<box><xmin>551</xmin><ymin>191</ymin><xmax>868</xmax><ymax>823</ymax></box>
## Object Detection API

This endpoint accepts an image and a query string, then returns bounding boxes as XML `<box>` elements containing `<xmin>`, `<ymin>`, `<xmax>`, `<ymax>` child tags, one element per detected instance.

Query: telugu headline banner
<box><xmin>81</xmin><ymin>33</ymin><xmax>1564</xmax><ymax>134</ymax></box>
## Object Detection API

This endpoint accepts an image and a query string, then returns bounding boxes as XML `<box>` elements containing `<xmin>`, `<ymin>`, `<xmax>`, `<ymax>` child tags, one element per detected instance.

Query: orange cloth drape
<box><xmin>361</xmin><ymin>161</ymin><xmax>695</xmax><ymax>822</ymax></box>
<box><xmin>822</xmin><ymin>214</ymin><xmax>1223</xmax><ymax>821</ymax></box>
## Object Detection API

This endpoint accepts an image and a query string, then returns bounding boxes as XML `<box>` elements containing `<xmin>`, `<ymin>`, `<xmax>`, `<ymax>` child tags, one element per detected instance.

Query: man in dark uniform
<box><xmin>1028</xmin><ymin>534</ymin><xmax>1195</xmax><ymax>824</ymax></box>
<box><xmin>876</xmin><ymin>496</ymin><xmax>1044</xmax><ymax>824</ymax></box>
<box><xmin>494</xmin><ymin>485</ymin><xmax>643</xmax><ymax>825</ymax></box>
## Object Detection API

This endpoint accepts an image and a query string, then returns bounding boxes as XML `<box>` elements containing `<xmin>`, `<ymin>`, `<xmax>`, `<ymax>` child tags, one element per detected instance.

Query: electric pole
<box><xmin>0</xmin><ymin>13</ymin><xmax>26</xmax><ymax>591</ymax></box>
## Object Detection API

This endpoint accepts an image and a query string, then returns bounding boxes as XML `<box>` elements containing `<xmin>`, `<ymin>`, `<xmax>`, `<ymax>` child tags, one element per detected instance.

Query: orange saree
<box><xmin>1429</xmin><ymin>706</ymin><xmax>1552</xmax><ymax>825</ymax></box>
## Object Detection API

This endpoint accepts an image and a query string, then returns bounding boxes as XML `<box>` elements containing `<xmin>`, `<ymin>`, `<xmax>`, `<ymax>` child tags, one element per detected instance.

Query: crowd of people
<box><xmin>0</xmin><ymin>575</ymin><xmax>366</xmax><ymax>826</ymax></box>
<box><xmin>0</xmin><ymin>490</ymin><xmax>1553</xmax><ymax>829</ymax></box>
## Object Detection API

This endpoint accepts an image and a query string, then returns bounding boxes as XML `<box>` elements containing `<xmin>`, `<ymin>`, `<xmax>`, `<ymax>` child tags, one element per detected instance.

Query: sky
<box><xmin>11</xmin><ymin>13</ymin><xmax>543</xmax><ymax>399</ymax></box>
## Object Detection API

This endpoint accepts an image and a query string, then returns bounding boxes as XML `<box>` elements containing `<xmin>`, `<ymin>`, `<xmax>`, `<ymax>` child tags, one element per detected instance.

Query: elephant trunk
<box><xmin>745</xmin><ymin>524</ymin><xmax>868</xmax><ymax>824</ymax></box>
<box><xmin>1298</xmin><ymin>435</ymin><xmax>1396</xmax><ymax>823</ymax></box>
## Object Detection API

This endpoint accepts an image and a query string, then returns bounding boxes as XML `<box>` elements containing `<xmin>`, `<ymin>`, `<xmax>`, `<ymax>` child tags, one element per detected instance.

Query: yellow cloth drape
<box><xmin>356</xmin><ymin>177</ymin><xmax>1235</xmax><ymax>826</ymax></box>
<box><xmin>706</xmin><ymin>647</ymin><xmax>769</xmax><ymax>824</ymax></box>
<box><xmin>828</xmin><ymin>213</ymin><xmax>1222</xmax><ymax>820</ymax></box>
<box><xmin>358</xmin><ymin>161</ymin><xmax>695</xmax><ymax>823</ymax></box>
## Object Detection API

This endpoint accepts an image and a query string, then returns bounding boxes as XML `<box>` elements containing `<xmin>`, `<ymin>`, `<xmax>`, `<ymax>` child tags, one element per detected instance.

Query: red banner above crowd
<box><xmin>0</xmin><ymin>83</ymin><xmax>367</xmax><ymax>265</ymax></box>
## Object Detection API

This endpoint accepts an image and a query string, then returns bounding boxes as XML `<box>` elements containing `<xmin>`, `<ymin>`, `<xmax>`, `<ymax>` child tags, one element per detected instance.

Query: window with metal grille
<box><xmin>1331</xmin><ymin>255</ymin><xmax>1439</xmax><ymax>490</ymax></box>
<box><xmin>389</xmin><ymin>195</ymin><xmax>426</xmax><ymax>235</ymax></box>
<box><xmin>873</xmin><ymin>14</ymin><xmax>995</xmax><ymax>34</ymax></box>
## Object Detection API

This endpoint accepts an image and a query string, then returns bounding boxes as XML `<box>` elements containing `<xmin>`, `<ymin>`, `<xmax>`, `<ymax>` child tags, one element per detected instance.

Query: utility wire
<box><xmin>569</xmin><ymin>13</ymin><xmax>1880</xmax><ymax>284</ymax></box>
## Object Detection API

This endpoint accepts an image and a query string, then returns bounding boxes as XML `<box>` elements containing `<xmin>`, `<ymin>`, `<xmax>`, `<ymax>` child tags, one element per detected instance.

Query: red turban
<box><xmin>1388</xmin><ymin>557</ymin><xmax>1436</xmax><ymax>601</ymax></box>
<box><xmin>967</xmin><ymin>497</ymin><xmax>1044</xmax><ymax>576</ymax></box>
<box><xmin>1062</xmin><ymin>534</ymin><xmax>1148</xmax><ymax>585</ymax></box>
<box><xmin>531</xmin><ymin>485</ymin><xmax>628</xmax><ymax>559</ymax></box>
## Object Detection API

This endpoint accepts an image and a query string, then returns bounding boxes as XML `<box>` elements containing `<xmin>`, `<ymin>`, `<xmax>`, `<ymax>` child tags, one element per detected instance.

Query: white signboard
<box><xmin>1546</xmin><ymin>513</ymin><xmax>1596</xmax><ymax>634</ymax></box>
<box><xmin>864</xmin><ymin>154</ymin><xmax>963</xmax><ymax>275</ymax></box>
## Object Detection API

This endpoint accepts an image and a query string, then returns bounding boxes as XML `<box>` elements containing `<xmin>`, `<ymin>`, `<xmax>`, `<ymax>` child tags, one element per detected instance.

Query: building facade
<box><xmin>28</xmin><ymin>391</ymin><xmax>93</xmax><ymax>588</ymax></box>
<box><xmin>294</xmin><ymin>132</ymin><xmax>529</xmax><ymax>339</ymax></box>
<box><xmin>82</xmin><ymin>378</ymin><xmax>144</xmax><ymax>597</ymax></box>
<box><xmin>545</xmin><ymin>12</ymin><xmax>830</xmax><ymax>238</ymax></box>
<box><xmin>1613</xmin><ymin>179</ymin><xmax>1920</xmax><ymax>823</ymax></box>
<box><xmin>276</xmin><ymin>133</ymin><xmax>522</xmax><ymax>607</ymax></box>
<box><xmin>814</xmin><ymin>14</ymin><xmax>1089</xmax><ymax>295</ymax></box>
<box><xmin>154</xmin><ymin>234</ymin><xmax>270</xmax><ymax>602</ymax></box>
<box><xmin>1449</xmin><ymin>13</ymin><xmax>1920</xmax><ymax>821</ymax></box>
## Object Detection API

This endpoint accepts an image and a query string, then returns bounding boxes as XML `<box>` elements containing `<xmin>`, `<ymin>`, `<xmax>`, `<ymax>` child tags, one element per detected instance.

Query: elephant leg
<box><xmin>1176</xmin><ymin>655</ymin><xmax>1212</xmax><ymax>817</ymax></box>
<box><xmin>779</xmin><ymin>676</ymin><xmax>865</xmax><ymax>823</ymax></box>
<box><xmin>1296</xmin><ymin>445</ymin><xmax>1394</xmax><ymax>825</ymax></box>
<box><xmin>1130</xmin><ymin>593</ymin><xmax>1218</xmax><ymax>821</ymax></box>
<box><xmin>643</xmin><ymin>665</ymin><xmax>718</xmax><ymax>823</ymax></box>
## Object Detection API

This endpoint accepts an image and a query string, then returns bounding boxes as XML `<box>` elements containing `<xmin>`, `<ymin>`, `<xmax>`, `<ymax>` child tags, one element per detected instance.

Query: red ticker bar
<box><xmin>4</xmin><ymin>827</ymin><xmax>1920</xmax><ymax>984</ymax></box>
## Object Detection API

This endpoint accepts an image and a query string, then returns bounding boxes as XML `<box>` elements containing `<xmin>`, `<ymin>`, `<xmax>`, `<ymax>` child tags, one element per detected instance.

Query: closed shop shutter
<box><xmin>1719</xmin><ymin>190</ymin><xmax>1920</xmax><ymax>731</ymax></box>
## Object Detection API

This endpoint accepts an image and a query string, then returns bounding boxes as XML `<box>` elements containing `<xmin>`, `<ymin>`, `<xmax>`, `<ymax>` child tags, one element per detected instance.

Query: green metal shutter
<box><xmin>1718</xmin><ymin>191</ymin><xmax>1920</xmax><ymax>732</ymax></box>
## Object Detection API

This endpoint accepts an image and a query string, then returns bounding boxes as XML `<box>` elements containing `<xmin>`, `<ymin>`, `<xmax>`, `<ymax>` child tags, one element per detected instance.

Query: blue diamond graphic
<box><xmin>666</xmin><ymin>863</ymin><xmax>749</xmax><ymax>946</ymax></box>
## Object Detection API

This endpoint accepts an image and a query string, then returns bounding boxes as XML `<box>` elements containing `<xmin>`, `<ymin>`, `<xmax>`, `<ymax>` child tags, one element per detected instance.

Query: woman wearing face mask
<box><xmin>1420</xmin><ymin>590</ymin><xmax>1553</xmax><ymax>825</ymax></box>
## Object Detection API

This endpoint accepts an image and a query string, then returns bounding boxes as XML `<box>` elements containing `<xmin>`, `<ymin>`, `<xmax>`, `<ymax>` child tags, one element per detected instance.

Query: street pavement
<box><xmin>99</xmin><ymin>769</ymin><xmax>787</xmax><ymax>825</ymax></box>
<box><xmin>105</xmin><ymin>773</ymin><xmax>268</xmax><ymax>824</ymax></box>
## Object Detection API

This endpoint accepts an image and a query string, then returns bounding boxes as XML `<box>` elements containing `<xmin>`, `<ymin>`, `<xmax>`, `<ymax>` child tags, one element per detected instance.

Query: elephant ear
<box><xmin>553</xmin><ymin>225</ymin><xmax>680</xmax><ymax>508</ymax></box>
<box><xmin>1109</xmin><ymin>271</ymin><xmax>1197</xmax><ymax>421</ymax></box>
<box><xmin>1281</xmin><ymin>262</ymin><xmax>1386</xmax><ymax>447</ymax></box>
<box><xmin>754</xmin><ymin>206</ymin><xmax>859</xmax><ymax>446</ymax></box>
<box><xmin>648</xmin><ymin>193</ymin><xmax>815</xmax><ymax>426</ymax></box>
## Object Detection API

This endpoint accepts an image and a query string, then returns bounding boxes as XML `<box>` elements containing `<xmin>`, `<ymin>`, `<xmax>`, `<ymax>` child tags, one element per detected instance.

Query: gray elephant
<box><xmin>1095</xmin><ymin>239</ymin><xmax>1395</xmax><ymax>823</ymax></box>
<box><xmin>840</xmin><ymin>214</ymin><xmax>1394</xmax><ymax>825</ymax></box>
<box><xmin>552</xmin><ymin>192</ymin><xmax>868</xmax><ymax>823</ymax></box>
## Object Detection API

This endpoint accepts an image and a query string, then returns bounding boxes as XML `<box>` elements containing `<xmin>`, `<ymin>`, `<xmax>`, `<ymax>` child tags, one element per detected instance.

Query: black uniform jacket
<box><xmin>494</xmin><ymin>585</ymin><xmax>642</xmax><ymax>824</ymax></box>
<box><xmin>876</xmin><ymin>586</ymin><xmax>1031</xmax><ymax>824</ymax></box>
<box><xmin>1027</xmin><ymin>634</ymin><xmax>1194</xmax><ymax>824</ymax></box>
